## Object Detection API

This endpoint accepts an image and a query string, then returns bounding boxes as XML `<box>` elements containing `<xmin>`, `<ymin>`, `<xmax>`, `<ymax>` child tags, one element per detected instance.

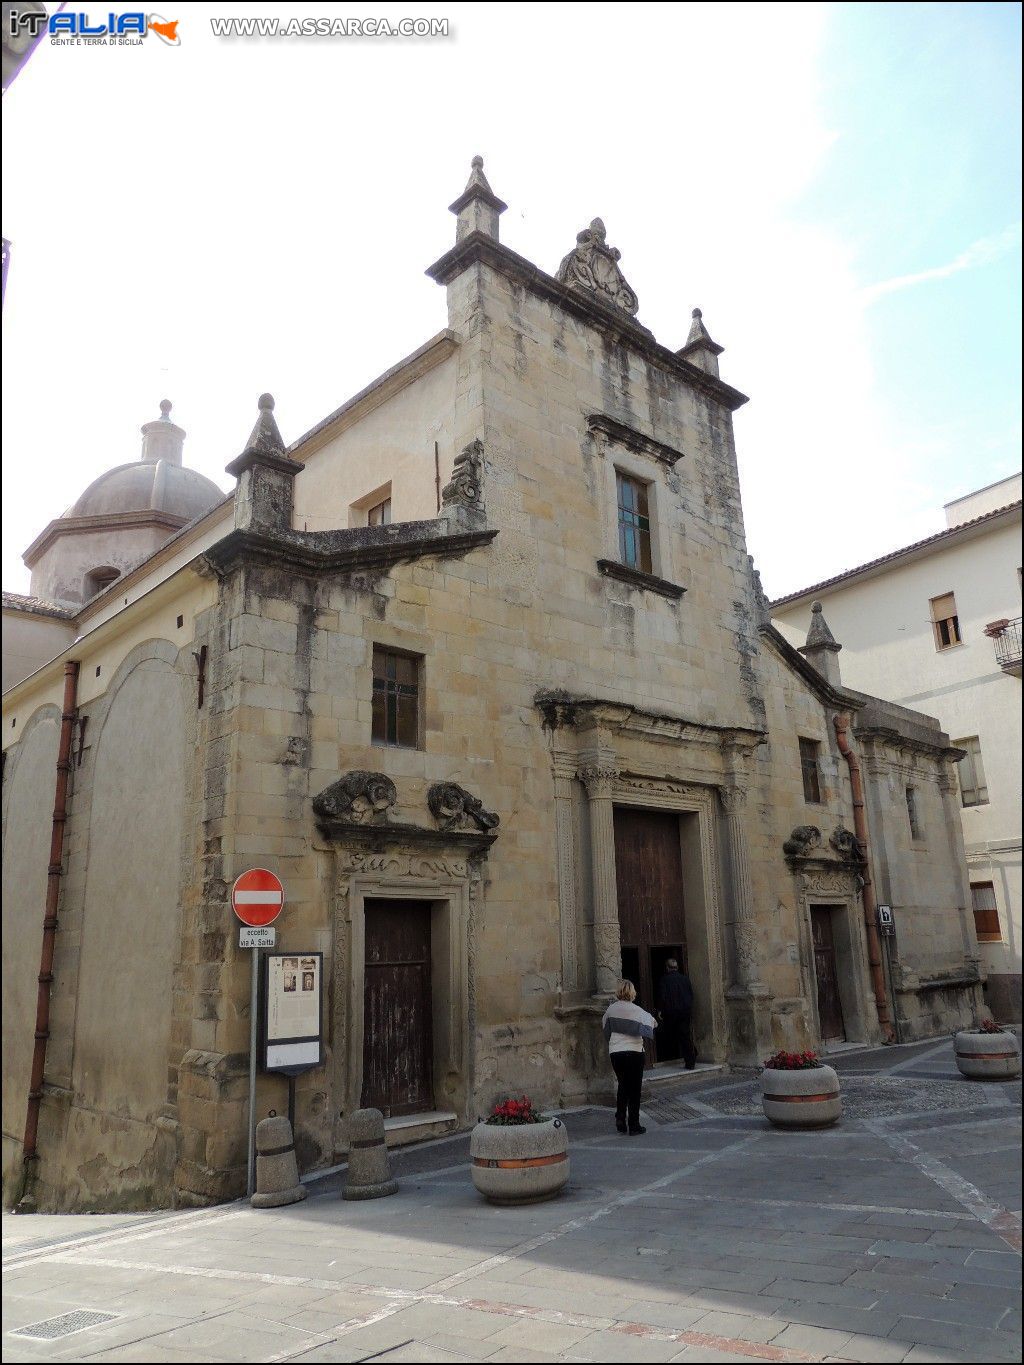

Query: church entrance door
<box><xmin>811</xmin><ymin>905</ymin><xmax>846</xmax><ymax>1042</ymax></box>
<box><xmin>614</xmin><ymin>809</ymin><xmax>688</xmax><ymax>1063</ymax></box>
<box><xmin>362</xmin><ymin>899</ymin><xmax>433</xmax><ymax>1116</ymax></box>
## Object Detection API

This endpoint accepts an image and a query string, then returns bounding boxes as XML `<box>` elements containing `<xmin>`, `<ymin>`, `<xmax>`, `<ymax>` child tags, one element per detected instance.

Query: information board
<box><xmin>261</xmin><ymin>951</ymin><xmax>323</xmax><ymax>1075</ymax></box>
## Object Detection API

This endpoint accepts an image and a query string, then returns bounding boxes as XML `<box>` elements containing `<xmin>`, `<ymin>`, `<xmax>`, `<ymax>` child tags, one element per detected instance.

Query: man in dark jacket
<box><xmin>656</xmin><ymin>959</ymin><xmax>696</xmax><ymax>1069</ymax></box>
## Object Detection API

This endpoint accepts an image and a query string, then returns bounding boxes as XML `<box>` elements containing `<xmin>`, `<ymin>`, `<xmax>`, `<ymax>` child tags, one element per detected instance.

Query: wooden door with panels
<box><xmin>361</xmin><ymin>899</ymin><xmax>434</xmax><ymax>1117</ymax></box>
<box><xmin>810</xmin><ymin>905</ymin><xmax>846</xmax><ymax>1042</ymax></box>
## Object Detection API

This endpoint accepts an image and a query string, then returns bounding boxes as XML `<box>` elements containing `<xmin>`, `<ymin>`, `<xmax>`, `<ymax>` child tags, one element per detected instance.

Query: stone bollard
<box><xmin>343</xmin><ymin>1108</ymin><xmax>398</xmax><ymax>1201</ymax></box>
<box><xmin>251</xmin><ymin>1113</ymin><xmax>307</xmax><ymax>1209</ymax></box>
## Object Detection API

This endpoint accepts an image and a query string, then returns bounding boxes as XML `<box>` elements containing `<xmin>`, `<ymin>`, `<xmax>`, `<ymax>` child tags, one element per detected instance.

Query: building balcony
<box><xmin>985</xmin><ymin>616</ymin><xmax>1022</xmax><ymax>677</ymax></box>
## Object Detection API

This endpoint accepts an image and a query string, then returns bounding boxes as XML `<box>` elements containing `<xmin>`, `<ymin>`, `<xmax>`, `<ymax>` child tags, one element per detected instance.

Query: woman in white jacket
<box><xmin>601</xmin><ymin>979</ymin><xmax>657</xmax><ymax>1135</ymax></box>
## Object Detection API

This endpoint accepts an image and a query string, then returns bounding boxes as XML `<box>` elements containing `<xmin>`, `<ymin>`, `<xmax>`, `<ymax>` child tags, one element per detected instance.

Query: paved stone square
<box><xmin>3</xmin><ymin>1038</ymin><xmax>1020</xmax><ymax>1364</ymax></box>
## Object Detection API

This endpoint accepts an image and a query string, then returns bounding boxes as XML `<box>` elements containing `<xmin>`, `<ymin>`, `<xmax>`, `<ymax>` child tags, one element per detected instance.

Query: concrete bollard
<box><xmin>343</xmin><ymin>1108</ymin><xmax>398</xmax><ymax>1201</ymax></box>
<box><xmin>251</xmin><ymin>1113</ymin><xmax>307</xmax><ymax>1209</ymax></box>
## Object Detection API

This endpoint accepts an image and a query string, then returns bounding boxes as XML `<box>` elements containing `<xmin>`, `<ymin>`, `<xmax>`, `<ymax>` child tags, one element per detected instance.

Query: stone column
<box><xmin>720</xmin><ymin>777</ymin><xmax>772</xmax><ymax>1063</ymax></box>
<box><xmin>579</xmin><ymin>764</ymin><xmax>621</xmax><ymax>997</ymax></box>
<box><xmin>552</xmin><ymin>760</ymin><xmax>580</xmax><ymax>995</ymax></box>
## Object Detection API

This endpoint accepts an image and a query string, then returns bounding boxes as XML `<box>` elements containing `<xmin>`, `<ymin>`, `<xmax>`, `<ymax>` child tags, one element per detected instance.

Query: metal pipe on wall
<box><xmin>834</xmin><ymin>711</ymin><xmax>896</xmax><ymax>1043</ymax></box>
<box><xmin>20</xmin><ymin>660</ymin><xmax>80</xmax><ymax>1202</ymax></box>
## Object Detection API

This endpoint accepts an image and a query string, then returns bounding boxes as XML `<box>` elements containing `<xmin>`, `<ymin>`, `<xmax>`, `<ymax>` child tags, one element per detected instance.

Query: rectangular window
<box><xmin>367</xmin><ymin>497</ymin><xmax>392</xmax><ymax>526</ymax></box>
<box><xmin>930</xmin><ymin>592</ymin><xmax>961</xmax><ymax>650</ymax></box>
<box><xmin>371</xmin><ymin>647</ymin><xmax>420</xmax><ymax>748</ymax></box>
<box><xmin>971</xmin><ymin>882</ymin><xmax>1001</xmax><ymax>942</ymax></box>
<box><xmin>799</xmin><ymin>738</ymin><xmax>822</xmax><ymax>803</ymax></box>
<box><xmin>905</xmin><ymin>785</ymin><xmax>923</xmax><ymax>840</ymax></box>
<box><xmin>616</xmin><ymin>472</ymin><xmax>653</xmax><ymax>574</ymax></box>
<box><xmin>954</xmin><ymin>736</ymin><xmax>989</xmax><ymax>807</ymax></box>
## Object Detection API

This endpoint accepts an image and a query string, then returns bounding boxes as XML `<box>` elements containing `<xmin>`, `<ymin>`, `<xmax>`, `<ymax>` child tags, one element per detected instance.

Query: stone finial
<box><xmin>798</xmin><ymin>601</ymin><xmax>843</xmax><ymax>688</ymax></box>
<box><xmin>225</xmin><ymin>393</ymin><xmax>303</xmax><ymax>532</ymax></box>
<box><xmin>439</xmin><ymin>438</ymin><xmax>487</xmax><ymax>532</ymax></box>
<box><xmin>556</xmin><ymin>218</ymin><xmax>639</xmax><ymax>316</ymax></box>
<box><xmin>448</xmin><ymin>155</ymin><xmax>507</xmax><ymax>243</ymax></box>
<box><xmin>676</xmin><ymin>307</ymin><xmax>725</xmax><ymax>377</ymax></box>
<box><xmin>140</xmin><ymin>397</ymin><xmax>186</xmax><ymax>466</ymax></box>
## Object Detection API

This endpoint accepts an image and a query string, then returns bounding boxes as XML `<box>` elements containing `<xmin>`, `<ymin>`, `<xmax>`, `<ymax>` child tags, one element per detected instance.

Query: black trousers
<box><xmin>611</xmin><ymin>1050</ymin><xmax>645</xmax><ymax>1130</ymax></box>
<box><xmin>661</xmin><ymin>1010</ymin><xmax>696</xmax><ymax>1068</ymax></box>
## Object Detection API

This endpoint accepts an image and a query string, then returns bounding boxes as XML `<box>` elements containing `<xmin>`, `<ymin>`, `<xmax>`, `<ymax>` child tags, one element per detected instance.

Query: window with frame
<box><xmin>367</xmin><ymin>497</ymin><xmax>392</xmax><ymax>526</ymax></box>
<box><xmin>799</xmin><ymin>737</ymin><xmax>822</xmax><ymax>803</ymax></box>
<box><xmin>971</xmin><ymin>882</ymin><xmax>1001</xmax><ymax>942</ymax></box>
<box><xmin>616</xmin><ymin>472</ymin><xmax>653</xmax><ymax>574</ymax></box>
<box><xmin>929</xmin><ymin>592</ymin><xmax>961</xmax><ymax>650</ymax></box>
<box><xmin>371</xmin><ymin>647</ymin><xmax>420</xmax><ymax>748</ymax></box>
<box><xmin>954</xmin><ymin>736</ymin><xmax>989</xmax><ymax>807</ymax></box>
<box><xmin>905</xmin><ymin>785</ymin><xmax>923</xmax><ymax>840</ymax></box>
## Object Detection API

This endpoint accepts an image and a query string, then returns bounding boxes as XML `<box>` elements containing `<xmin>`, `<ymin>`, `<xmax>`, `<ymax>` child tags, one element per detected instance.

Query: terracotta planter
<box><xmin>762</xmin><ymin>1064</ymin><xmax>841</xmax><ymax>1128</ymax></box>
<box><xmin>470</xmin><ymin>1117</ymin><xmax>569</xmax><ymax>1205</ymax></box>
<box><xmin>954</xmin><ymin>1030</ymin><xmax>1021</xmax><ymax>1080</ymax></box>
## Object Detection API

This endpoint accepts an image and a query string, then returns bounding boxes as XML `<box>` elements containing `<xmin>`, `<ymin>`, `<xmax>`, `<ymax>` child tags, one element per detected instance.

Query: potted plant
<box><xmin>954</xmin><ymin>1019</ymin><xmax>1022</xmax><ymax>1080</ymax></box>
<box><xmin>470</xmin><ymin>1096</ymin><xmax>569</xmax><ymax>1205</ymax></box>
<box><xmin>761</xmin><ymin>1050</ymin><xmax>841</xmax><ymax>1128</ymax></box>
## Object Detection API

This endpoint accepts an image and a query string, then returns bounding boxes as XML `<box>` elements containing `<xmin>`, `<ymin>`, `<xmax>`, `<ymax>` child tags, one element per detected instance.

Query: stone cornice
<box><xmin>201</xmin><ymin>522</ymin><xmax>497</xmax><ymax>579</ymax></box>
<box><xmin>758</xmin><ymin>623</ymin><xmax>864</xmax><ymax>711</ymax></box>
<box><xmin>312</xmin><ymin>818</ymin><xmax>497</xmax><ymax>857</ymax></box>
<box><xmin>587</xmin><ymin>414</ymin><xmax>685</xmax><ymax>467</ymax></box>
<box><xmin>854</xmin><ymin>724</ymin><xmax>965</xmax><ymax>763</ymax></box>
<box><xmin>596</xmin><ymin>559</ymin><xmax>685</xmax><ymax>600</ymax></box>
<box><xmin>534</xmin><ymin>689</ymin><xmax>766</xmax><ymax>749</ymax></box>
<box><xmin>22</xmin><ymin>509</ymin><xmax>189</xmax><ymax>568</ymax></box>
<box><xmin>425</xmin><ymin>233</ymin><xmax>749</xmax><ymax>413</ymax></box>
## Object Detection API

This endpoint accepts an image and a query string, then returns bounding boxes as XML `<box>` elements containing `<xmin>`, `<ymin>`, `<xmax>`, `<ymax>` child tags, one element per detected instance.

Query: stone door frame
<box><xmin>332</xmin><ymin>851</ymin><xmax>477</xmax><ymax>1139</ymax></box>
<box><xmin>795</xmin><ymin>867</ymin><xmax>875</xmax><ymax>1047</ymax></box>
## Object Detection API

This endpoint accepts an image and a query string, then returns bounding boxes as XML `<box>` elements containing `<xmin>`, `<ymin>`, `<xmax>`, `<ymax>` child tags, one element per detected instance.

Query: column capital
<box><xmin>579</xmin><ymin>764</ymin><xmax>619</xmax><ymax>800</ymax></box>
<box><xmin>719</xmin><ymin>783</ymin><xmax>749</xmax><ymax>815</ymax></box>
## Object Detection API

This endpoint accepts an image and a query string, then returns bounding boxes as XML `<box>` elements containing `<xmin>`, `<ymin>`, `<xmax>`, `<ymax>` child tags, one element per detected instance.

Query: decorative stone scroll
<box><xmin>830</xmin><ymin>826</ymin><xmax>866</xmax><ymax>862</ymax></box>
<box><xmin>441</xmin><ymin>439</ymin><xmax>484</xmax><ymax>510</ymax></box>
<box><xmin>312</xmin><ymin>772</ymin><xmax>397</xmax><ymax>827</ymax></box>
<box><xmin>783</xmin><ymin>825</ymin><xmax>822</xmax><ymax>859</ymax></box>
<box><xmin>428</xmin><ymin>782</ymin><xmax>500</xmax><ymax>833</ymax></box>
<box><xmin>556</xmin><ymin>218</ymin><xmax>639</xmax><ymax>317</ymax></box>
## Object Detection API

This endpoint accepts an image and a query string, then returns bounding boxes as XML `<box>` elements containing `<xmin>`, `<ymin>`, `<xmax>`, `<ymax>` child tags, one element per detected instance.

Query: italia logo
<box><xmin>9</xmin><ymin>12</ymin><xmax>180</xmax><ymax>44</ymax></box>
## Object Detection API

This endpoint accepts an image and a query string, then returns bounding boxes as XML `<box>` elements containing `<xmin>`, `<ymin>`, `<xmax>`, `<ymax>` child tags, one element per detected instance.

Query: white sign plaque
<box><xmin>262</xmin><ymin>952</ymin><xmax>323</xmax><ymax>1074</ymax></box>
<box><xmin>240</xmin><ymin>925</ymin><xmax>276</xmax><ymax>949</ymax></box>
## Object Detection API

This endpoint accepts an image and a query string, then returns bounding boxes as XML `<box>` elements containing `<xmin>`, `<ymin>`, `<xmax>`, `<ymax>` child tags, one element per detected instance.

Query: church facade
<box><xmin>2</xmin><ymin>162</ymin><xmax>986</xmax><ymax>1212</ymax></box>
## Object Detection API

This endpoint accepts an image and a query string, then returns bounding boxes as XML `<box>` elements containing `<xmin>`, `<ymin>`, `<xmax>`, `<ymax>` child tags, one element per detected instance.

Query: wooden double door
<box><xmin>361</xmin><ymin>899</ymin><xmax>434</xmax><ymax>1117</ymax></box>
<box><xmin>614</xmin><ymin>808</ymin><xmax>688</xmax><ymax>1063</ymax></box>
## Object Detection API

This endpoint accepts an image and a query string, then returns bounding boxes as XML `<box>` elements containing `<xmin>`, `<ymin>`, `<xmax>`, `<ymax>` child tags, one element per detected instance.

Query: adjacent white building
<box><xmin>773</xmin><ymin>473</ymin><xmax>1022</xmax><ymax>1022</ymax></box>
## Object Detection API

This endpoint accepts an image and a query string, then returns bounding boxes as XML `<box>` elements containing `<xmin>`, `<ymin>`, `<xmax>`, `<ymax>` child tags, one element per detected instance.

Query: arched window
<box><xmin>83</xmin><ymin>566</ymin><xmax>120</xmax><ymax>599</ymax></box>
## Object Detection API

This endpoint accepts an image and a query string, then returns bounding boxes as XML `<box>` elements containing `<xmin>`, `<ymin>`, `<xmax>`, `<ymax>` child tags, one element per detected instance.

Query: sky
<box><xmin>1</xmin><ymin>2</ymin><xmax>1020</xmax><ymax>600</ymax></box>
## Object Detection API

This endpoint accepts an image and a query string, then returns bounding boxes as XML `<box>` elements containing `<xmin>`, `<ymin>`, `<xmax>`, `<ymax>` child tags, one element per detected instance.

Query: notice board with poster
<box><xmin>261</xmin><ymin>952</ymin><xmax>323</xmax><ymax>1075</ymax></box>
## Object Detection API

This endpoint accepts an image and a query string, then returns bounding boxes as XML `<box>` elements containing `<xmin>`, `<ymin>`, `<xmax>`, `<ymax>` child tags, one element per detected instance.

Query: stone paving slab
<box><xmin>2</xmin><ymin>1039</ymin><xmax>1020</xmax><ymax>1364</ymax></box>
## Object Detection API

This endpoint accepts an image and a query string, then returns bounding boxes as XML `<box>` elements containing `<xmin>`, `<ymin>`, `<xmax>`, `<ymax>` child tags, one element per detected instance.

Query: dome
<box><xmin>70</xmin><ymin>460</ymin><xmax>224</xmax><ymax>523</ymax></box>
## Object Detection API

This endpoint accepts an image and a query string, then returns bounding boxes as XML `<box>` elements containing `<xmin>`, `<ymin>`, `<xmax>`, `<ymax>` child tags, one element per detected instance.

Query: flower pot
<box><xmin>954</xmin><ymin>1030</ymin><xmax>1021</xmax><ymax>1080</ymax></box>
<box><xmin>761</xmin><ymin>1064</ymin><xmax>841</xmax><ymax>1128</ymax></box>
<box><xmin>470</xmin><ymin>1117</ymin><xmax>569</xmax><ymax>1205</ymax></box>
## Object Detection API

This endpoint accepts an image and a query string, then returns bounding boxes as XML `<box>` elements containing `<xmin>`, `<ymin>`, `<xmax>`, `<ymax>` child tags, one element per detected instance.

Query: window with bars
<box><xmin>367</xmin><ymin>497</ymin><xmax>392</xmax><ymax>526</ymax></box>
<box><xmin>371</xmin><ymin>647</ymin><xmax>420</xmax><ymax>748</ymax></box>
<box><xmin>930</xmin><ymin>592</ymin><xmax>961</xmax><ymax>650</ymax></box>
<box><xmin>971</xmin><ymin>882</ymin><xmax>1002</xmax><ymax>942</ymax></box>
<box><xmin>799</xmin><ymin>737</ymin><xmax>822</xmax><ymax>803</ymax></box>
<box><xmin>616</xmin><ymin>472</ymin><xmax>653</xmax><ymax>574</ymax></box>
<box><xmin>905</xmin><ymin>785</ymin><xmax>923</xmax><ymax>840</ymax></box>
<box><xmin>954</xmin><ymin>736</ymin><xmax>989</xmax><ymax>807</ymax></box>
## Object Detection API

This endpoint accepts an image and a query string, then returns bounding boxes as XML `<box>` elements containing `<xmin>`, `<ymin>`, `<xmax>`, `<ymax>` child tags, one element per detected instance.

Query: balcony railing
<box><xmin>985</xmin><ymin>617</ymin><xmax>1022</xmax><ymax>676</ymax></box>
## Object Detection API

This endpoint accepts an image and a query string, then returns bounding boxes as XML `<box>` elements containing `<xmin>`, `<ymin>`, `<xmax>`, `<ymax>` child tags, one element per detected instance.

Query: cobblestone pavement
<box><xmin>3</xmin><ymin>1036</ymin><xmax>1020</xmax><ymax>1364</ymax></box>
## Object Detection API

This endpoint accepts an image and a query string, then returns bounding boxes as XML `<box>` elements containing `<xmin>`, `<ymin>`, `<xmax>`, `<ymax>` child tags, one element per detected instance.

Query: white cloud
<box><xmin>861</xmin><ymin>222</ymin><xmax>1022</xmax><ymax>304</ymax></box>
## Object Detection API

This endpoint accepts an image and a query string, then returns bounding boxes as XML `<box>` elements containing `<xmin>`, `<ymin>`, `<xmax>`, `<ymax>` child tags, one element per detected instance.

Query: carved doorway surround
<box><xmin>793</xmin><ymin>863</ymin><xmax>874</xmax><ymax>1047</ymax></box>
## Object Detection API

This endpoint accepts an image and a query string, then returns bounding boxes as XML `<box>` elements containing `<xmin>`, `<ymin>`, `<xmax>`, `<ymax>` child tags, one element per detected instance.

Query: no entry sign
<box><xmin>231</xmin><ymin>868</ymin><xmax>285</xmax><ymax>927</ymax></box>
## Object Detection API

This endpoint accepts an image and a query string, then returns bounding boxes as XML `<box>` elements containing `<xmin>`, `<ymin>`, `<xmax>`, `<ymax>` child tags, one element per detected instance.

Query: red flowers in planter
<box><xmin>486</xmin><ymin>1095</ymin><xmax>546</xmax><ymax>1125</ymax></box>
<box><xmin>764</xmin><ymin>1049</ymin><xmax>822</xmax><ymax>1070</ymax></box>
<box><xmin>978</xmin><ymin>1019</ymin><xmax>1007</xmax><ymax>1034</ymax></box>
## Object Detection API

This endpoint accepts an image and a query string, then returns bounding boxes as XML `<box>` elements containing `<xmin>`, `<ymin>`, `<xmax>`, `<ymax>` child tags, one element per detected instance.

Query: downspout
<box><xmin>19</xmin><ymin>660</ymin><xmax>80</xmax><ymax>1208</ymax></box>
<box><xmin>834</xmin><ymin>711</ymin><xmax>895</xmax><ymax>1043</ymax></box>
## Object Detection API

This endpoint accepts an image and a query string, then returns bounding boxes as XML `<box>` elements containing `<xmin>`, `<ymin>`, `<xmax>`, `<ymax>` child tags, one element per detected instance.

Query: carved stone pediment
<box><xmin>312</xmin><ymin>772</ymin><xmax>396</xmax><ymax>826</ymax></box>
<box><xmin>427</xmin><ymin>782</ymin><xmax>499</xmax><ymax>832</ymax></box>
<box><xmin>556</xmin><ymin>218</ymin><xmax>639</xmax><ymax>317</ymax></box>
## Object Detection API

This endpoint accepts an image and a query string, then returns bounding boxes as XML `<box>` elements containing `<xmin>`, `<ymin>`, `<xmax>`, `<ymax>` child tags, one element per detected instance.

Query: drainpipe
<box><xmin>834</xmin><ymin>711</ymin><xmax>895</xmax><ymax>1043</ymax></box>
<box><xmin>19</xmin><ymin>660</ymin><xmax>80</xmax><ymax>1207</ymax></box>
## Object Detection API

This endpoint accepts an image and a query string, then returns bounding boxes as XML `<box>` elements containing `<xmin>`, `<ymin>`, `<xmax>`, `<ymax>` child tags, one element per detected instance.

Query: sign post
<box><xmin>231</xmin><ymin>869</ymin><xmax>285</xmax><ymax>1197</ymax></box>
